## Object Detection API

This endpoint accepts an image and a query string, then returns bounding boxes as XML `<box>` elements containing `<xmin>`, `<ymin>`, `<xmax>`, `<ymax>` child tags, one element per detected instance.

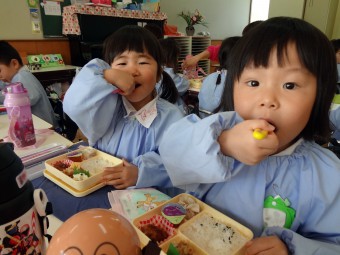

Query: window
<box><xmin>250</xmin><ymin>0</ymin><xmax>269</xmax><ymax>22</ymax></box>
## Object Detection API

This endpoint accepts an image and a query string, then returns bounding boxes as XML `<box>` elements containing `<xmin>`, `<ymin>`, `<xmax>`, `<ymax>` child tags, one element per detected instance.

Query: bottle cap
<box><xmin>5</xmin><ymin>82</ymin><xmax>26</xmax><ymax>94</ymax></box>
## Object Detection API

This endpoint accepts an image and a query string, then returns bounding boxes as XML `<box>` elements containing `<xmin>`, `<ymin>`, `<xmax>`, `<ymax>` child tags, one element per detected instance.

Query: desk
<box><xmin>1</xmin><ymin>114</ymin><xmax>73</xmax><ymax>178</ymax></box>
<box><xmin>30</xmin><ymin>65</ymin><xmax>79</xmax><ymax>87</ymax></box>
<box><xmin>0</xmin><ymin>114</ymin><xmax>52</xmax><ymax>140</ymax></box>
<box><xmin>32</xmin><ymin>176</ymin><xmax>112</xmax><ymax>222</ymax></box>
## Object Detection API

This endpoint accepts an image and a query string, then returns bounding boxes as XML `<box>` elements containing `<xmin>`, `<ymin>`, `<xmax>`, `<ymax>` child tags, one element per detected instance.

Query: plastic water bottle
<box><xmin>3</xmin><ymin>82</ymin><xmax>36</xmax><ymax>147</ymax></box>
<box><xmin>0</xmin><ymin>143</ymin><xmax>47</xmax><ymax>254</ymax></box>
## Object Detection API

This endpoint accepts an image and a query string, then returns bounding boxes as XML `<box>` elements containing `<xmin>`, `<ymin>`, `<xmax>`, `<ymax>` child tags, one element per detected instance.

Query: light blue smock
<box><xmin>159</xmin><ymin>111</ymin><xmax>340</xmax><ymax>254</ymax></box>
<box><xmin>330</xmin><ymin>106</ymin><xmax>340</xmax><ymax>140</ymax></box>
<box><xmin>12</xmin><ymin>67</ymin><xmax>57</xmax><ymax>127</ymax></box>
<box><xmin>156</xmin><ymin>66</ymin><xmax>189</xmax><ymax>115</ymax></box>
<box><xmin>198</xmin><ymin>70</ymin><xmax>226</xmax><ymax>118</ymax></box>
<box><xmin>63</xmin><ymin>58</ymin><xmax>185</xmax><ymax>188</ymax></box>
<box><xmin>0</xmin><ymin>80</ymin><xmax>5</xmax><ymax>104</ymax></box>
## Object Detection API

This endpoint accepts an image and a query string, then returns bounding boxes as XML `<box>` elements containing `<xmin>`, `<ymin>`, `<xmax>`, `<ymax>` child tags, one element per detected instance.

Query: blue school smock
<box><xmin>330</xmin><ymin>106</ymin><xmax>340</xmax><ymax>140</ymax></box>
<box><xmin>198</xmin><ymin>70</ymin><xmax>226</xmax><ymax>118</ymax></box>
<box><xmin>156</xmin><ymin>66</ymin><xmax>189</xmax><ymax>114</ymax></box>
<box><xmin>63</xmin><ymin>58</ymin><xmax>184</xmax><ymax>188</ymax></box>
<box><xmin>159</xmin><ymin>111</ymin><xmax>340</xmax><ymax>254</ymax></box>
<box><xmin>12</xmin><ymin>67</ymin><xmax>57</xmax><ymax>127</ymax></box>
<box><xmin>0</xmin><ymin>80</ymin><xmax>5</xmax><ymax>103</ymax></box>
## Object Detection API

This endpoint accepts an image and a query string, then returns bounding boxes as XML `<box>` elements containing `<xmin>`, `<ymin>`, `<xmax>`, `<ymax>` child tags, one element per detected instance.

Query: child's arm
<box><xmin>164</xmin><ymin>67</ymin><xmax>189</xmax><ymax>95</ymax></box>
<box><xmin>218</xmin><ymin>119</ymin><xmax>277</xmax><ymax>165</ymax></box>
<box><xmin>103</xmin><ymin>68</ymin><xmax>135</xmax><ymax>95</ymax></box>
<box><xmin>63</xmin><ymin>59</ymin><xmax>123</xmax><ymax>144</ymax></box>
<box><xmin>159</xmin><ymin>112</ymin><xmax>242</xmax><ymax>187</ymax></box>
<box><xmin>182</xmin><ymin>50</ymin><xmax>210</xmax><ymax>69</ymax></box>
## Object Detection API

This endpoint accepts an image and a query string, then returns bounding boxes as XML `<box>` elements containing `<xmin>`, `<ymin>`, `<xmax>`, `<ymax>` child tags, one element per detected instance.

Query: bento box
<box><xmin>44</xmin><ymin>147</ymin><xmax>122</xmax><ymax>194</ymax></box>
<box><xmin>133</xmin><ymin>193</ymin><xmax>253</xmax><ymax>255</ymax></box>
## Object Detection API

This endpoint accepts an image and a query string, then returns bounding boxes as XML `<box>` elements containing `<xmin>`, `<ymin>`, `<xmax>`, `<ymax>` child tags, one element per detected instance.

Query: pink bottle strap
<box><xmin>4</xmin><ymin>106</ymin><xmax>54</xmax><ymax>149</ymax></box>
<box><xmin>8</xmin><ymin>106</ymin><xmax>23</xmax><ymax>147</ymax></box>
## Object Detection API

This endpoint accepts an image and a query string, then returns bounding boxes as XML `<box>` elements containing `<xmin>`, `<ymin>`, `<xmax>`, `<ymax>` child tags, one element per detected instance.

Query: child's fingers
<box><xmin>122</xmin><ymin>158</ymin><xmax>131</xmax><ymax>164</ymax></box>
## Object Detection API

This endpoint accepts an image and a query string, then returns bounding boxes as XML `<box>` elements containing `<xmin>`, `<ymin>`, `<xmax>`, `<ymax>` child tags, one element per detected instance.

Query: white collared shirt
<box><xmin>122</xmin><ymin>96</ymin><xmax>158</xmax><ymax>128</ymax></box>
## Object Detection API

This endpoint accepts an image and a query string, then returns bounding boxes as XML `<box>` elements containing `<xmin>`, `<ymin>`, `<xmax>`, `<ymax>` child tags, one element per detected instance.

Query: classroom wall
<box><xmin>160</xmin><ymin>0</ymin><xmax>251</xmax><ymax>40</ymax></box>
<box><xmin>333</xmin><ymin>5</ymin><xmax>340</xmax><ymax>38</ymax></box>
<box><xmin>0</xmin><ymin>0</ymin><xmax>45</xmax><ymax>40</ymax></box>
<box><xmin>1</xmin><ymin>0</ymin><xmax>339</xmax><ymax>59</ymax></box>
<box><xmin>268</xmin><ymin>0</ymin><xmax>305</xmax><ymax>19</ymax></box>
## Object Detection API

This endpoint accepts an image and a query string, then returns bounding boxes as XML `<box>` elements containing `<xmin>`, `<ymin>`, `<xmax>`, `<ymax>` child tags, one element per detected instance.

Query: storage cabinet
<box><xmin>63</xmin><ymin>4</ymin><xmax>167</xmax><ymax>66</ymax></box>
<box><xmin>166</xmin><ymin>36</ymin><xmax>211</xmax><ymax>75</ymax></box>
<box><xmin>303</xmin><ymin>0</ymin><xmax>339</xmax><ymax>38</ymax></box>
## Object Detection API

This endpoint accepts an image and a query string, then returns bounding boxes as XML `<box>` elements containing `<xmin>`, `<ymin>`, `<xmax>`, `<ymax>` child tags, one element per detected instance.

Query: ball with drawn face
<box><xmin>46</xmin><ymin>209</ymin><xmax>142</xmax><ymax>255</ymax></box>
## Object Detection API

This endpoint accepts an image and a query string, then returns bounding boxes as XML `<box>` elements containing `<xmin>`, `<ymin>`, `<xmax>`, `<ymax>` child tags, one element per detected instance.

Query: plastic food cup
<box><xmin>161</xmin><ymin>203</ymin><xmax>186</xmax><ymax>225</ymax></box>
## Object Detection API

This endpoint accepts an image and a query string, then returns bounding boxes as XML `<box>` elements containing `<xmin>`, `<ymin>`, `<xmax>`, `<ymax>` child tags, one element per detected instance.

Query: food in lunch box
<box><xmin>140</xmin><ymin>224</ymin><xmax>169</xmax><ymax>243</ymax></box>
<box><xmin>81</xmin><ymin>147</ymin><xmax>97</xmax><ymax>159</ymax></box>
<box><xmin>67</xmin><ymin>152</ymin><xmax>83</xmax><ymax>162</ymax></box>
<box><xmin>72</xmin><ymin>166</ymin><xmax>90</xmax><ymax>181</ymax></box>
<box><xmin>180</xmin><ymin>212</ymin><xmax>248</xmax><ymax>255</ymax></box>
<box><xmin>177</xmin><ymin>195</ymin><xmax>200</xmax><ymax>220</ymax></box>
<box><xmin>170</xmin><ymin>240</ymin><xmax>195</xmax><ymax>255</ymax></box>
<box><xmin>161</xmin><ymin>203</ymin><xmax>186</xmax><ymax>225</ymax></box>
<box><xmin>80</xmin><ymin>158</ymin><xmax>116</xmax><ymax>175</ymax></box>
<box><xmin>189</xmin><ymin>79</ymin><xmax>202</xmax><ymax>90</ymax></box>
<box><xmin>52</xmin><ymin>160</ymin><xmax>72</xmax><ymax>171</ymax></box>
<box><xmin>51</xmin><ymin>157</ymin><xmax>115</xmax><ymax>181</ymax></box>
<box><xmin>138</xmin><ymin>215</ymin><xmax>175</xmax><ymax>244</ymax></box>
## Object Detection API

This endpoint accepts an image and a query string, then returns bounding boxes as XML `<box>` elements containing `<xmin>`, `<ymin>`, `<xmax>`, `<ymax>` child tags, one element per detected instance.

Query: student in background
<box><xmin>159</xmin><ymin>17</ymin><xmax>340</xmax><ymax>254</ymax></box>
<box><xmin>182</xmin><ymin>20</ymin><xmax>263</xmax><ymax>69</ymax></box>
<box><xmin>0</xmin><ymin>80</ymin><xmax>5</xmax><ymax>103</ymax></box>
<box><xmin>144</xmin><ymin>23</ymin><xmax>164</xmax><ymax>39</ymax></box>
<box><xmin>0</xmin><ymin>41</ymin><xmax>58</xmax><ymax>127</ymax></box>
<box><xmin>157</xmin><ymin>37</ymin><xmax>189</xmax><ymax>114</ymax></box>
<box><xmin>63</xmin><ymin>25</ymin><xmax>184</xmax><ymax>190</ymax></box>
<box><xmin>330</xmin><ymin>39</ymin><xmax>340</xmax><ymax>83</ymax></box>
<box><xmin>330</xmin><ymin>106</ymin><xmax>340</xmax><ymax>140</ymax></box>
<box><xmin>198</xmin><ymin>36</ymin><xmax>241</xmax><ymax>118</ymax></box>
<box><xmin>329</xmin><ymin>39</ymin><xmax>340</xmax><ymax>141</ymax></box>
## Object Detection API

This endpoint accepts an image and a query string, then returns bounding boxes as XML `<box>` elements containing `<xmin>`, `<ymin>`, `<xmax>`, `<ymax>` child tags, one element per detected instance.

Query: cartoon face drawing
<box><xmin>263</xmin><ymin>195</ymin><xmax>296</xmax><ymax>229</ymax></box>
<box><xmin>46</xmin><ymin>209</ymin><xmax>142</xmax><ymax>255</ymax></box>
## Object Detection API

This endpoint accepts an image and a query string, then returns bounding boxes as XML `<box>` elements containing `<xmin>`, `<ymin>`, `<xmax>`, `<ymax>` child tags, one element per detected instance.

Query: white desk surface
<box><xmin>0</xmin><ymin>114</ymin><xmax>52</xmax><ymax>139</ymax></box>
<box><xmin>0</xmin><ymin>114</ymin><xmax>73</xmax><ymax>157</ymax></box>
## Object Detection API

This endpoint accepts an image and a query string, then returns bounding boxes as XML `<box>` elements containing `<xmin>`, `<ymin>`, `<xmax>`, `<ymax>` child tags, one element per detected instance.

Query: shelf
<box><xmin>166</xmin><ymin>36</ymin><xmax>211</xmax><ymax>74</ymax></box>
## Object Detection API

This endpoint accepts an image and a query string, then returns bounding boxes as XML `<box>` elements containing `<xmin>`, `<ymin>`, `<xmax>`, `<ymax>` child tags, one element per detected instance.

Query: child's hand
<box><xmin>103</xmin><ymin>68</ymin><xmax>135</xmax><ymax>95</ymax></box>
<box><xmin>101</xmin><ymin>159</ymin><xmax>138</xmax><ymax>189</ymax></box>
<box><xmin>218</xmin><ymin>120</ymin><xmax>278</xmax><ymax>165</ymax></box>
<box><xmin>245</xmin><ymin>236</ymin><xmax>289</xmax><ymax>255</ymax></box>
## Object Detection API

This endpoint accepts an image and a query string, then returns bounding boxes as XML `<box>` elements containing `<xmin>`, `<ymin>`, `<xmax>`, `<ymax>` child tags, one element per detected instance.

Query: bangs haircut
<box><xmin>159</xmin><ymin>38</ymin><xmax>180</xmax><ymax>73</ymax></box>
<box><xmin>0</xmin><ymin>41</ymin><xmax>23</xmax><ymax>66</ymax></box>
<box><xmin>102</xmin><ymin>25</ymin><xmax>162</xmax><ymax>78</ymax></box>
<box><xmin>224</xmin><ymin>17</ymin><xmax>338</xmax><ymax>141</ymax></box>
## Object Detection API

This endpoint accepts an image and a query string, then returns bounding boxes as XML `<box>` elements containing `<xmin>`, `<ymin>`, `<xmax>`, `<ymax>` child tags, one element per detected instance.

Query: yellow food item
<box><xmin>253</xmin><ymin>129</ymin><xmax>268</xmax><ymax>140</ymax></box>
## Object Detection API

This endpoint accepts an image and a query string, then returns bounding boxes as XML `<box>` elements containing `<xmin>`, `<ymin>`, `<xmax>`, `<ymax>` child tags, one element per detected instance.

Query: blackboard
<box><xmin>39</xmin><ymin>0</ymin><xmax>71</xmax><ymax>38</ymax></box>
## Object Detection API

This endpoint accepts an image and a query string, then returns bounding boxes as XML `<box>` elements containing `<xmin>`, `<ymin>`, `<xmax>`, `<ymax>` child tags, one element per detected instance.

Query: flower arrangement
<box><xmin>178</xmin><ymin>9</ymin><xmax>208</xmax><ymax>28</ymax></box>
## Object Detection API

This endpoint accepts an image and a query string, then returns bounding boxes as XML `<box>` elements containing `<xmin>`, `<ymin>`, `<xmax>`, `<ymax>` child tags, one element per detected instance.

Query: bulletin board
<box><xmin>39</xmin><ymin>0</ymin><xmax>71</xmax><ymax>38</ymax></box>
